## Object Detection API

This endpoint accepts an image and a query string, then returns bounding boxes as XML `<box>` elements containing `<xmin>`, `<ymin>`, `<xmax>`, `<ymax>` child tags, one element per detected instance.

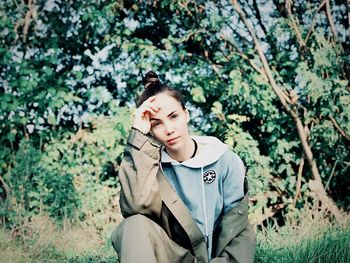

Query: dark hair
<box><xmin>137</xmin><ymin>71</ymin><xmax>186</xmax><ymax>109</ymax></box>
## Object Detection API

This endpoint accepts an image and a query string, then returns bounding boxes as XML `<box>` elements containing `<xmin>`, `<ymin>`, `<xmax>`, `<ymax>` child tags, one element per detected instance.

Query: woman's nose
<box><xmin>165</xmin><ymin>123</ymin><xmax>174</xmax><ymax>135</ymax></box>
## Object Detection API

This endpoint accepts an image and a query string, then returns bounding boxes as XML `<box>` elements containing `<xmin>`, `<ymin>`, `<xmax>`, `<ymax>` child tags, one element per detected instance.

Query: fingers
<box><xmin>139</xmin><ymin>104</ymin><xmax>159</xmax><ymax>115</ymax></box>
<box><xmin>139</xmin><ymin>96</ymin><xmax>160</xmax><ymax>114</ymax></box>
<box><xmin>148</xmin><ymin>104</ymin><xmax>160</xmax><ymax>113</ymax></box>
<box><xmin>141</xmin><ymin>107</ymin><xmax>157</xmax><ymax>115</ymax></box>
<box><xmin>145</xmin><ymin>96</ymin><xmax>159</xmax><ymax>109</ymax></box>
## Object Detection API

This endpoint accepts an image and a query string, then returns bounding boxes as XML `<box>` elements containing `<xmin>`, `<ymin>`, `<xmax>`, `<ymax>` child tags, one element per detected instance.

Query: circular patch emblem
<box><xmin>203</xmin><ymin>170</ymin><xmax>216</xmax><ymax>184</ymax></box>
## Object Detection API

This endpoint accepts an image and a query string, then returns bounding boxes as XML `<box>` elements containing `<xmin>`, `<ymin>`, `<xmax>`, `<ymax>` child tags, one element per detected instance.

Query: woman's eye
<box><xmin>152</xmin><ymin>122</ymin><xmax>160</xmax><ymax>127</ymax></box>
<box><xmin>171</xmin><ymin>114</ymin><xmax>178</xmax><ymax>119</ymax></box>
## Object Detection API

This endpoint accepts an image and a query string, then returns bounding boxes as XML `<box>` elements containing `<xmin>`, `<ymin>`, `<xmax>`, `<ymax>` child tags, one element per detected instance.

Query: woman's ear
<box><xmin>185</xmin><ymin>108</ymin><xmax>190</xmax><ymax>123</ymax></box>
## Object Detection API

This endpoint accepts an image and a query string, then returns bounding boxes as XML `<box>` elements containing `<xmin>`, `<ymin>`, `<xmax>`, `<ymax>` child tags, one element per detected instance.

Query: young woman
<box><xmin>111</xmin><ymin>71</ymin><xmax>256</xmax><ymax>263</ymax></box>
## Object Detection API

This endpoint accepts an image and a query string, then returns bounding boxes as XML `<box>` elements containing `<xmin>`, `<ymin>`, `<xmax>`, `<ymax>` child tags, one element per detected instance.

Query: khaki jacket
<box><xmin>119</xmin><ymin>128</ymin><xmax>256</xmax><ymax>263</ymax></box>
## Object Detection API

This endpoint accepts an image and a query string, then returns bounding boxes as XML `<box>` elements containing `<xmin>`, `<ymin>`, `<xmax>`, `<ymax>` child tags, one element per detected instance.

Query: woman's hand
<box><xmin>132</xmin><ymin>96</ymin><xmax>159</xmax><ymax>134</ymax></box>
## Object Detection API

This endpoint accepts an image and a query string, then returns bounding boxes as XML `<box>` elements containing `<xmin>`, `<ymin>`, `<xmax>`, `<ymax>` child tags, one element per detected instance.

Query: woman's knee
<box><xmin>123</xmin><ymin>214</ymin><xmax>154</xmax><ymax>225</ymax></box>
<box><xmin>111</xmin><ymin>214</ymin><xmax>157</xmax><ymax>250</ymax></box>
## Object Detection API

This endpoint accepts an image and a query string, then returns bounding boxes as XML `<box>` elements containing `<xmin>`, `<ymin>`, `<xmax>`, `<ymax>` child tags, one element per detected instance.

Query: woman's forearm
<box><xmin>119</xmin><ymin>128</ymin><xmax>162</xmax><ymax>218</ymax></box>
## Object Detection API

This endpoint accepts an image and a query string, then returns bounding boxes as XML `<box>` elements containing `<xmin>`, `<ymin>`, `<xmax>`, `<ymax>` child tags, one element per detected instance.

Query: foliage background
<box><xmin>0</xmin><ymin>0</ymin><xmax>349</xmax><ymax>261</ymax></box>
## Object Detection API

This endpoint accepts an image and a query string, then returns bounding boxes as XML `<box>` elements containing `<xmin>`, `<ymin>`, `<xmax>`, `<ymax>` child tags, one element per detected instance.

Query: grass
<box><xmin>0</xmin><ymin>214</ymin><xmax>117</xmax><ymax>263</ymax></box>
<box><xmin>256</xmin><ymin>226</ymin><xmax>350</xmax><ymax>263</ymax></box>
<box><xmin>0</xmin><ymin>213</ymin><xmax>349</xmax><ymax>263</ymax></box>
<box><xmin>255</xmin><ymin>207</ymin><xmax>350</xmax><ymax>263</ymax></box>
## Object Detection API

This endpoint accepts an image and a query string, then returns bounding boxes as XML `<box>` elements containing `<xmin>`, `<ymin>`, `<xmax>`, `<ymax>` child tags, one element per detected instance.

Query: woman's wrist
<box><xmin>131</xmin><ymin>126</ymin><xmax>149</xmax><ymax>135</ymax></box>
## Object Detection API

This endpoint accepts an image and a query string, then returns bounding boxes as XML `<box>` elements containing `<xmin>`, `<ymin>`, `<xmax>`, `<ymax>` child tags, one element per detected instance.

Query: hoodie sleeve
<box><xmin>222</xmin><ymin>151</ymin><xmax>245</xmax><ymax>214</ymax></box>
<box><xmin>118</xmin><ymin>127</ymin><xmax>162</xmax><ymax>218</ymax></box>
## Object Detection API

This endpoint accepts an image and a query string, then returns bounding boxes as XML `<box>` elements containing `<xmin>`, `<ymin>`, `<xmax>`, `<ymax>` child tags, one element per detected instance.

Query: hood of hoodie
<box><xmin>160</xmin><ymin>135</ymin><xmax>228</xmax><ymax>167</ymax></box>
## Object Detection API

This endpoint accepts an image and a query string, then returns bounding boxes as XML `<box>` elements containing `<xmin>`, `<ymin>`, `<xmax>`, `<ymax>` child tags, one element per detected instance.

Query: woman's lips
<box><xmin>167</xmin><ymin>137</ymin><xmax>179</xmax><ymax>144</ymax></box>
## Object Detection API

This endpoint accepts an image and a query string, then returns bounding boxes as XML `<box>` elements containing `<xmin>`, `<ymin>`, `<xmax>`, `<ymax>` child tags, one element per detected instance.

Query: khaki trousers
<box><xmin>111</xmin><ymin>214</ymin><xmax>196</xmax><ymax>263</ymax></box>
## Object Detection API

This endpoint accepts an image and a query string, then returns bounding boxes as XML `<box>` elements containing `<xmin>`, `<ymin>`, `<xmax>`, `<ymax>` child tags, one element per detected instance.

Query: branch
<box><xmin>247</xmin><ymin>0</ymin><xmax>268</xmax><ymax>36</ymax></box>
<box><xmin>13</xmin><ymin>0</ymin><xmax>26</xmax><ymax>15</ymax></box>
<box><xmin>0</xmin><ymin>175</ymin><xmax>9</xmax><ymax>200</ymax></box>
<box><xmin>329</xmin><ymin>115</ymin><xmax>350</xmax><ymax>141</ymax></box>
<box><xmin>325</xmin><ymin>160</ymin><xmax>338</xmax><ymax>191</ymax></box>
<box><xmin>271</xmin><ymin>0</ymin><xmax>288</xmax><ymax>17</ymax></box>
<box><xmin>219</xmin><ymin>34</ymin><xmax>268</xmax><ymax>80</ymax></box>
<box><xmin>304</xmin><ymin>0</ymin><xmax>327</xmax><ymax>45</ymax></box>
<box><xmin>293</xmin><ymin>154</ymin><xmax>304</xmax><ymax>207</ymax></box>
<box><xmin>22</xmin><ymin>0</ymin><xmax>33</xmax><ymax>43</ymax></box>
<box><xmin>14</xmin><ymin>20</ymin><xmax>22</xmax><ymax>41</ymax></box>
<box><xmin>285</xmin><ymin>0</ymin><xmax>306</xmax><ymax>47</ymax></box>
<box><xmin>285</xmin><ymin>0</ymin><xmax>292</xmax><ymax>13</ymax></box>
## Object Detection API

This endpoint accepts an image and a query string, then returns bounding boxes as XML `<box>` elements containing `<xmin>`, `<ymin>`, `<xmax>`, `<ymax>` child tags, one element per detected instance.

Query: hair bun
<box><xmin>143</xmin><ymin>71</ymin><xmax>161</xmax><ymax>90</ymax></box>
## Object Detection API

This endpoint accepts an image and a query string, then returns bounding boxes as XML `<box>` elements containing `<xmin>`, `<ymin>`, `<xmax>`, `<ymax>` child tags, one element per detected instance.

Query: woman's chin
<box><xmin>165</xmin><ymin>140</ymin><xmax>183</xmax><ymax>152</ymax></box>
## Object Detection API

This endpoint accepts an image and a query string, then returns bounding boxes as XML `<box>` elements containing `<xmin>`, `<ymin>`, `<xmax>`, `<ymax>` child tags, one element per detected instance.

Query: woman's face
<box><xmin>150</xmin><ymin>92</ymin><xmax>190</xmax><ymax>151</ymax></box>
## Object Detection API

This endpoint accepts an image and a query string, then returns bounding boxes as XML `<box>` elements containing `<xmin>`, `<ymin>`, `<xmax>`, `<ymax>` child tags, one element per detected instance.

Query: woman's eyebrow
<box><xmin>150</xmin><ymin>111</ymin><xmax>178</xmax><ymax>121</ymax></box>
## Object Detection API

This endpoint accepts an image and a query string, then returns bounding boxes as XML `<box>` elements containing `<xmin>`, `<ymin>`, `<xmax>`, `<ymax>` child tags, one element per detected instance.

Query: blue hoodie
<box><xmin>160</xmin><ymin>135</ymin><xmax>245</xmax><ymax>260</ymax></box>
